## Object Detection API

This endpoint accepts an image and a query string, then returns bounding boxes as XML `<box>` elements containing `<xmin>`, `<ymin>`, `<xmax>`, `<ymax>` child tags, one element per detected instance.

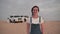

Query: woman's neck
<box><xmin>32</xmin><ymin>15</ymin><xmax>39</xmax><ymax>18</ymax></box>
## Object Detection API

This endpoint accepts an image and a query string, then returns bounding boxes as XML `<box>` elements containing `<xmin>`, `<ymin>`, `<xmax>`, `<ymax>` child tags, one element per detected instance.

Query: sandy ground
<box><xmin>0</xmin><ymin>20</ymin><xmax>60</xmax><ymax>34</ymax></box>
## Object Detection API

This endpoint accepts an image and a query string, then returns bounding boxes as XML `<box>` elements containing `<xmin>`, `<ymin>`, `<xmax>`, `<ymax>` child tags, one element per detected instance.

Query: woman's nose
<box><xmin>33</xmin><ymin>10</ymin><xmax>38</xmax><ymax>13</ymax></box>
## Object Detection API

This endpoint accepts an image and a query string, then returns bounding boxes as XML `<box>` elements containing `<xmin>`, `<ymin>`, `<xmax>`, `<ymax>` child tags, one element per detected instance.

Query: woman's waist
<box><xmin>31</xmin><ymin>24</ymin><xmax>40</xmax><ymax>26</ymax></box>
<box><xmin>31</xmin><ymin>22</ymin><xmax>40</xmax><ymax>24</ymax></box>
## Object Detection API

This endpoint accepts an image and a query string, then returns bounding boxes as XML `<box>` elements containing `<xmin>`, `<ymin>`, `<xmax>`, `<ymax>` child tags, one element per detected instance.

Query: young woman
<box><xmin>27</xmin><ymin>6</ymin><xmax>44</xmax><ymax>34</ymax></box>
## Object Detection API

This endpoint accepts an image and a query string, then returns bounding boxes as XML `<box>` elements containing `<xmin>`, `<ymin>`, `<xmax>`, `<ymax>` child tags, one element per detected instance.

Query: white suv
<box><xmin>8</xmin><ymin>15</ymin><xmax>29</xmax><ymax>23</ymax></box>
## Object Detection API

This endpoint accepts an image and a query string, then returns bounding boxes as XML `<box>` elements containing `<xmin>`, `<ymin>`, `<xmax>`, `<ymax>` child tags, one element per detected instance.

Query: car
<box><xmin>8</xmin><ymin>15</ymin><xmax>29</xmax><ymax>23</ymax></box>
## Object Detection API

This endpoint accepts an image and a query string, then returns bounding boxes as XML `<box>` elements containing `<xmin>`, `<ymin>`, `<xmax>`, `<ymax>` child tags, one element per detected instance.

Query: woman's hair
<box><xmin>31</xmin><ymin>6</ymin><xmax>39</xmax><ymax>12</ymax></box>
<box><xmin>31</xmin><ymin>6</ymin><xmax>39</xmax><ymax>15</ymax></box>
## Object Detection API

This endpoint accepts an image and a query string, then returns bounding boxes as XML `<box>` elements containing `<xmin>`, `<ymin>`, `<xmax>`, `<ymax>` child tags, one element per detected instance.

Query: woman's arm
<box><xmin>41</xmin><ymin>22</ymin><xmax>44</xmax><ymax>34</ymax></box>
<box><xmin>27</xmin><ymin>23</ymin><xmax>30</xmax><ymax>34</ymax></box>
<box><xmin>26</xmin><ymin>17</ymin><xmax>30</xmax><ymax>34</ymax></box>
<box><xmin>40</xmin><ymin>17</ymin><xmax>44</xmax><ymax>34</ymax></box>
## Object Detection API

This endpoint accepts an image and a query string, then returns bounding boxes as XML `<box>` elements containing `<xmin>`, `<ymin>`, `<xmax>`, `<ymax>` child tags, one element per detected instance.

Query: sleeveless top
<box><xmin>29</xmin><ymin>16</ymin><xmax>41</xmax><ymax>32</ymax></box>
<box><xmin>30</xmin><ymin>16</ymin><xmax>41</xmax><ymax>24</ymax></box>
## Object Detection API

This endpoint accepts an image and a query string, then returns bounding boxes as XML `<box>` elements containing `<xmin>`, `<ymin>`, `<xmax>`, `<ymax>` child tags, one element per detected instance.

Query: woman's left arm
<box><xmin>40</xmin><ymin>17</ymin><xmax>45</xmax><ymax>34</ymax></box>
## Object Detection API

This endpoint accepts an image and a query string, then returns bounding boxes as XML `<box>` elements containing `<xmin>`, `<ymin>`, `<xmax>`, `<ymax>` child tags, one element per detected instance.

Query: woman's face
<box><xmin>32</xmin><ymin>7</ymin><xmax>39</xmax><ymax>15</ymax></box>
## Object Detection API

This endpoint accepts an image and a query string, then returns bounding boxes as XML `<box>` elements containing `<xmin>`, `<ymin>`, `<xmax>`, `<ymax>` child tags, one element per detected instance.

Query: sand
<box><xmin>0</xmin><ymin>20</ymin><xmax>60</xmax><ymax>34</ymax></box>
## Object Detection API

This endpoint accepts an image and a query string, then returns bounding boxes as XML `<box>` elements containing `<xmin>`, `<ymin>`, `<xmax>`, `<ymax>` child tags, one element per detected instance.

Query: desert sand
<box><xmin>0</xmin><ymin>20</ymin><xmax>60</xmax><ymax>34</ymax></box>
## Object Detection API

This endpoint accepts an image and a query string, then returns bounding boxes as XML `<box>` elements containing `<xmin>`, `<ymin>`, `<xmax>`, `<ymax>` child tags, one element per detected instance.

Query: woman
<box><xmin>27</xmin><ymin>6</ymin><xmax>44</xmax><ymax>34</ymax></box>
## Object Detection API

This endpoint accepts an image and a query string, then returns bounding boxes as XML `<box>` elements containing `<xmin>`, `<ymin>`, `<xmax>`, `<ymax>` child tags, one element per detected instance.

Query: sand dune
<box><xmin>0</xmin><ymin>20</ymin><xmax>60</xmax><ymax>34</ymax></box>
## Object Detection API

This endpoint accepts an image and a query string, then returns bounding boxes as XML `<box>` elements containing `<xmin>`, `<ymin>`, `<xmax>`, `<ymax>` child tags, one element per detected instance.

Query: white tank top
<box><xmin>27</xmin><ymin>16</ymin><xmax>44</xmax><ymax>24</ymax></box>
<box><xmin>32</xmin><ymin>17</ymin><xmax>40</xmax><ymax>24</ymax></box>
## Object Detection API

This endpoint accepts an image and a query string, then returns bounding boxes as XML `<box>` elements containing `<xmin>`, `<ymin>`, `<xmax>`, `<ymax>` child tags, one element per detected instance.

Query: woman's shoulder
<box><xmin>40</xmin><ymin>16</ymin><xmax>44</xmax><ymax>23</ymax></box>
<box><xmin>26</xmin><ymin>17</ymin><xmax>30</xmax><ymax>23</ymax></box>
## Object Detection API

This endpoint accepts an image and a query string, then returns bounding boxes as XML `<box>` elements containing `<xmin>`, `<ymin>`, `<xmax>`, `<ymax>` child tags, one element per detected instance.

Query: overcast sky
<box><xmin>0</xmin><ymin>0</ymin><xmax>60</xmax><ymax>21</ymax></box>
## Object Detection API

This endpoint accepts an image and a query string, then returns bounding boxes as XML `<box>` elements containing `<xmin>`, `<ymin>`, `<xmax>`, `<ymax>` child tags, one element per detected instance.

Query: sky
<box><xmin>0</xmin><ymin>0</ymin><xmax>60</xmax><ymax>21</ymax></box>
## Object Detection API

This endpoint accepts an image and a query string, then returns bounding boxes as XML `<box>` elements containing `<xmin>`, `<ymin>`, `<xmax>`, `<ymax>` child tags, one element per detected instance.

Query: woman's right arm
<box><xmin>27</xmin><ymin>23</ymin><xmax>30</xmax><ymax>34</ymax></box>
<box><xmin>26</xmin><ymin>17</ymin><xmax>30</xmax><ymax>34</ymax></box>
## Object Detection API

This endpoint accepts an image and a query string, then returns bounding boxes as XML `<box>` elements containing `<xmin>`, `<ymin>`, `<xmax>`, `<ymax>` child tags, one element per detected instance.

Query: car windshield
<box><xmin>14</xmin><ymin>16</ymin><xmax>20</xmax><ymax>17</ymax></box>
<box><xmin>10</xmin><ymin>16</ymin><xmax>13</xmax><ymax>18</ymax></box>
<box><xmin>10</xmin><ymin>16</ymin><xmax>20</xmax><ymax>18</ymax></box>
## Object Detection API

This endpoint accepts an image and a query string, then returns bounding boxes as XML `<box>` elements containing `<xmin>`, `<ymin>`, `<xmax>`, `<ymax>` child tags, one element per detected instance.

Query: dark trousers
<box><xmin>30</xmin><ymin>24</ymin><xmax>42</xmax><ymax>34</ymax></box>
